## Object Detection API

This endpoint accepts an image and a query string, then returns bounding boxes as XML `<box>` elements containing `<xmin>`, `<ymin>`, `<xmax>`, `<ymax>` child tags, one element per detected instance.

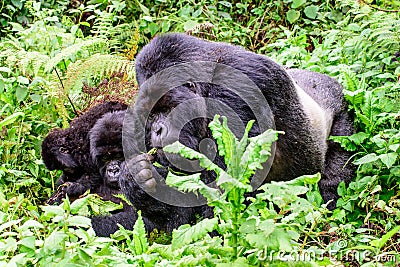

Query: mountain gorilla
<box><xmin>42</xmin><ymin>103</ymin><xmax>139</xmax><ymax>236</ymax></box>
<box><xmin>117</xmin><ymin>33</ymin><xmax>355</xmax><ymax>231</ymax></box>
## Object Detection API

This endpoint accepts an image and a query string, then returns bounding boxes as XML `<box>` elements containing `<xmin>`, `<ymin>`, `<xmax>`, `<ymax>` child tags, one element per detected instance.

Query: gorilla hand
<box><xmin>121</xmin><ymin>154</ymin><xmax>157</xmax><ymax>195</ymax></box>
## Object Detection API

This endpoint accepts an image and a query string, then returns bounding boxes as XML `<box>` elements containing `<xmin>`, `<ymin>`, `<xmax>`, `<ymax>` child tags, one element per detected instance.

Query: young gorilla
<box><xmin>42</xmin><ymin>101</ymin><xmax>128</xmax><ymax>188</ymax></box>
<box><xmin>42</xmin><ymin>102</ymin><xmax>139</xmax><ymax>236</ymax></box>
<box><xmin>117</xmin><ymin>33</ymin><xmax>355</xmax><ymax>232</ymax></box>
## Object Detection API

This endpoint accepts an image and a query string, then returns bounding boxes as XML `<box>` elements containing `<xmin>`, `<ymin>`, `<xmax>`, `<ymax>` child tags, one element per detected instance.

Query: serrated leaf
<box><xmin>240</xmin><ymin>129</ymin><xmax>281</xmax><ymax>181</ymax></box>
<box><xmin>131</xmin><ymin>211</ymin><xmax>148</xmax><ymax>255</ymax></box>
<box><xmin>208</xmin><ymin>115</ymin><xmax>239</xmax><ymax>166</ymax></box>
<box><xmin>286</xmin><ymin>9</ymin><xmax>300</xmax><ymax>23</ymax></box>
<box><xmin>348</xmin><ymin>132</ymin><xmax>369</xmax><ymax>144</ymax></box>
<box><xmin>171</xmin><ymin>217</ymin><xmax>218</xmax><ymax>250</ymax></box>
<box><xmin>163</xmin><ymin>141</ymin><xmax>224</xmax><ymax>174</ymax></box>
<box><xmin>166</xmin><ymin>172</ymin><xmax>220</xmax><ymax>202</ymax></box>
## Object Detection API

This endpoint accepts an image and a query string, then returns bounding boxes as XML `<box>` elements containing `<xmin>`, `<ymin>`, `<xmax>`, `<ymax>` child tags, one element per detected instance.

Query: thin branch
<box><xmin>54</xmin><ymin>68</ymin><xmax>78</xmax><ymax>116</ymax></box>
<box><xmin>360</xmin><ymin>0</ymin><xmax>400</xmax><ymax>13</ymax></box>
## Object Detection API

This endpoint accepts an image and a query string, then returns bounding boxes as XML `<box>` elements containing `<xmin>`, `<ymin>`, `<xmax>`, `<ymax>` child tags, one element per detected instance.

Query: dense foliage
<box><xmin>0</xmin><ymin>0</ymin><xmax>399</xmax><ymax>266</ymax></box>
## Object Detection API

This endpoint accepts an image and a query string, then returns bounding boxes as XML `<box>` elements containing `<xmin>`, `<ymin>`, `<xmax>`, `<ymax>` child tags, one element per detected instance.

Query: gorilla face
<box><xmin>100</xmin><ymin>160</ymin><xmax>122</xmax><ymax>189</ymax></box>
<box><xmin>144</xmin><ymin>85</ymin><xmax>209</xmax><ymax>170</ymax></box>
<box><xmin>41</xmin><ymin>128</ymin><xmax>83</xmax><ymax>181</ymax></box>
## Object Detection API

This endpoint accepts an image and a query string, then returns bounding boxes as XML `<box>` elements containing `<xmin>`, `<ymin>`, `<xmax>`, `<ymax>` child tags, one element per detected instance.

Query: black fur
<box><xmin>118</xmin><ymin>33</ymin><xmax>355</xmax><ymax>232</ymax></box>
<box><xmin>42</xmin><ymin>102</ymin><xmax>137</xmax><ymax>237</ymax></box>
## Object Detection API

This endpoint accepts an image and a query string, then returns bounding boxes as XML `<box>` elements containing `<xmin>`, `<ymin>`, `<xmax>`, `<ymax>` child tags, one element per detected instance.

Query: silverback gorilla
<box><xmin>115</xmin><ymin>33</ymin><xmax>355</xmax><ymax>233</ymax></box>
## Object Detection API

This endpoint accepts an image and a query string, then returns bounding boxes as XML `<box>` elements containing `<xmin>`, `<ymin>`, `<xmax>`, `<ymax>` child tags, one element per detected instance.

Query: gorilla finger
<box><xmin>144</xmin><ymin>178</ymin><xmax>157</xmax><ymax>193</ymax></box>
<box><xmin>137</xmin><ymin>169</ymin><xmax>153</xmax><ymax>183</ymax></box>
<box><xmin>136</xmin><ymin>159</ymin><xmax>152</xmax><ymax>171</ymax></box>
<box><xmin>127</xmin><ymin>154</ymin><xmax>154</xmax><ymax>168</ymax></box>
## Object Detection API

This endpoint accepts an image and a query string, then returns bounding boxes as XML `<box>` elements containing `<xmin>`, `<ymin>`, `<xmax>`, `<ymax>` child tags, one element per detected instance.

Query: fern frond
<box><xmin>44</xmin><ymin>38</ymin><xmax>109</xmax><ymax>73</ymax></box>
<box><xmin>64</xmin><ymin>53</ymin><xmax>136</xmax><ymax>97</ymax></box>
<box><xmin>91</xmin><ymin>11</ymin><xmax>114</xmax><ymax>38</ymax></box>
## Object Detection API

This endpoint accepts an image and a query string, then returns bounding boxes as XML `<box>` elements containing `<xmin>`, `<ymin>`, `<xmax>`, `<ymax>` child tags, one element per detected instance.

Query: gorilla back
<box><xmin>123</xmin><ymin>33</ymin><xmax>354</xmax><ymax>217</ymax></box>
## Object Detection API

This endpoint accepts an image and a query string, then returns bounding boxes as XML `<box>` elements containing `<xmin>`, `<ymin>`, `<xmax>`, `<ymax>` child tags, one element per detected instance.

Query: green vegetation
<box><xmin>0</xmin><ymin>0</ymin><xmax>399</xmax><ymax>266</ymax></box>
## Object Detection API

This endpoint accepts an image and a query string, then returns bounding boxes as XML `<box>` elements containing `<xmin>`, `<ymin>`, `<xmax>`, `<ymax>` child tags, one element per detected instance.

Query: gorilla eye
<box><xmin>59</xmin><ymin>147</ymin><xmax>69</xmax><ymax>154</ymax></box>
<box><xmin>185</xmin><ymin>82</ymin><xmax>197</xmax><ymax>93</ymax></box>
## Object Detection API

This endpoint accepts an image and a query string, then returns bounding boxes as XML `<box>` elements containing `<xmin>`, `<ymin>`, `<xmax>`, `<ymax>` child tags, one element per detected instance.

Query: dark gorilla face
<box><xmin>100</xmin><ymin>160</ymin><xmax>122</xmax><ymax>189</ymax></box>
<box><xmin>41</xmin><ymin>128</ymin><xmax>83</xmax><ymax>181</ymax></box>
<box><xmin>145</xmin><ymin>84</ymin><xmax>209</xmax><ymax>170</ymax></box>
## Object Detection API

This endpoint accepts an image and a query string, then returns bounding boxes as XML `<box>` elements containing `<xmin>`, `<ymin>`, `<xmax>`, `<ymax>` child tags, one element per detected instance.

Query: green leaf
<box><xmin>354</xmin><ymin>153</ymin><xmax>379</xmax><ymax>165</ymax></box>
<box><xmin>378</xmin><ymin>153</ymin><xmax>398</xmax><ymax>168</ymax></box>
<box><xmin>17</xmin><ymin>76</ymin><xmax>29</xmax><ymax>85</ymax></box>
<box><xmin>30</xmin><ymin>94</ymin><xmax>41</xmax><ymax>103</ymax></box>
<box><xmin>166</xmin><ymin>172</ymin><xmax>221</xmax><ymax>202</ymax></box>
<box><xmin>131</xmin><ymin>211</ymin><xmax>149</xmax><ymax>255</ymax></box>
<box><xmin>148</xmin><ymin>22</ymin><xmax>159</xmax><ymax>37</ymax></box>
<box><xmin>208</xmin><ymin>115</ymin><xmax>239</xmax><ymax>166</ymax></box>
<box><xmin>171</xmin><ymin>217</ymin><xmax>218</xmax><ymax>250</ymax></box>
<box><xmin>0</xmin><ymin>219</ymin><xmax>22</xmax><ymax>233</ymax></box>
<box><xmin>66</xmin><ymin>216</ymin><xmax>92</xmax><ymax>228</ymax></box>
<box><xmin>0</xmin><ymin>112</ymin><xmax>24</xmax><ymax>128</ymax></box>
<box><xmin>16</xmin><ymin>86</ymin><xmax>28</xmax><ymax>102</ymax></box>
<box><xmin>348</xmin><ymin>132</ymin><xmax>369</xmax><ymax>144</ymax></box>
<box><xmin>183</xmin><ymin>20</ymin><xmax>198</xmax><ymax>32</ymax></box>
<box><xmin>163</xmin><ymin>141</ymin><xmax>224</xmax><ymax>175</ymax></box>
<box><xmin>240</xmin><ymin>129</ymin><xmax>281</xmax><ymax>181</ymax></box>
<box><xmin>286</xmin><ymin>9</ymin><xmax>300</xmax><ymax>23</ymax></box>
<box><xmin>291</xmin><ymin>0</ymin><xmax>306</xmax><ymax>9</ymax></box>
<box><xmin>19</xmin><ymin>220</ymin><xmax>44</xmax><ymax>230</ymax></box>
<box><xmin>43</xmin><ymin>231</ymin><xmax>68</xmax><ymax>254</ymax></box>
<box><xmin>70</xmin><ymin>196</ymin><xmax>89</xmax><ymax>214</ymax></box>
<box><xmin>370</xmin><ymin>226</ymin><xmax>400</xmax><ymax>250</ymax></box>
<box><xmin>304</xmin><ymin>5</ymin><xmax>318</xmax><ymax>19</ymax></box>
<box><xmin>138</xmin><ymin>2</ymin><xmax>150</xmax><ymax>15</ymax></box>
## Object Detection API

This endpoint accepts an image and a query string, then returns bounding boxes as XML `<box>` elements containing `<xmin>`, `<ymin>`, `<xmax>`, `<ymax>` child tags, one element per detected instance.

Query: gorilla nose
<box><xmin>152</xmin><ymin>123</ymin><xmax>168</xmax><ymax>138</ymax></box>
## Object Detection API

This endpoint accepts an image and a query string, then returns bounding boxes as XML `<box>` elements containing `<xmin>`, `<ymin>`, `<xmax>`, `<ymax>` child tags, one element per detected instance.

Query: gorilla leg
<box><xmin>320</xmin><ymin>111</ymin><xmax>356</xmax><ymax>209</ymax></box>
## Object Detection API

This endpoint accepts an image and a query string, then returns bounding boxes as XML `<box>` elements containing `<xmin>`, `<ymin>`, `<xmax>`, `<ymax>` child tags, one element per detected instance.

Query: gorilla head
<box><xmin>41</xmin><ymin>101</ymin><xmax>127</xmax><ymax>182</ymax></box>
<box><xmin>41</xmin><ymin>128</ymin><xmax>80</xmax><ymax>176</ymax></box>
<box><xmin>143</xmin><ymin>85</ymin><xmax>211</xmax><ymax>171</ymax></box>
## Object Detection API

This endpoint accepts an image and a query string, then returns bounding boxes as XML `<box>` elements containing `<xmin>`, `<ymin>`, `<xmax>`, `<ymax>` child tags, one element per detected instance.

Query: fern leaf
<box><xmin>44</xmin><ymin>38</ymin><xmax>108</xmax><ymax>73</ymax></box>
